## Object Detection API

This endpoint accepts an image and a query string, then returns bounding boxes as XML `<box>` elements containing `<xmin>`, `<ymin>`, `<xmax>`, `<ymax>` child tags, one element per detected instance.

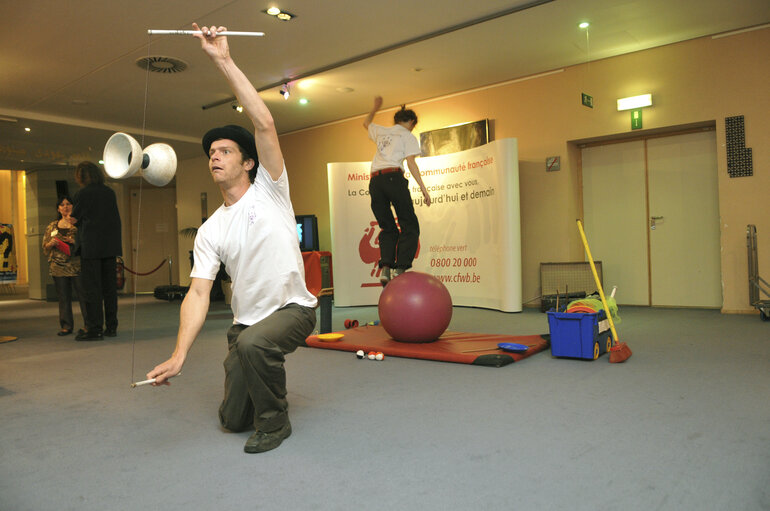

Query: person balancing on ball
<box><xmin>146</xmin><ymin>23</ymin><xmax>317</xmax><ymax>454</ymax></box>
<box><xmin>363</xmin><ymin>96</ymin><xmax>431</xmax><ymax>286</ymax></box>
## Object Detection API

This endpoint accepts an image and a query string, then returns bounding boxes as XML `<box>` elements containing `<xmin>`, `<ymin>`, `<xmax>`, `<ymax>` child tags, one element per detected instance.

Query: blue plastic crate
<box><xmin>547</xmin><ymin>310</ymin><xmax>611</xmax><ymax>360</ymax></box>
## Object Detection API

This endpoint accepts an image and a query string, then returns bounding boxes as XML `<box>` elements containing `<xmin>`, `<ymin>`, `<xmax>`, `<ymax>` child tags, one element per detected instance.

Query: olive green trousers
<box><xmin>219</xmin><ymin>303</ymin><xmax>316</xmax><ymax>433</ymax></box>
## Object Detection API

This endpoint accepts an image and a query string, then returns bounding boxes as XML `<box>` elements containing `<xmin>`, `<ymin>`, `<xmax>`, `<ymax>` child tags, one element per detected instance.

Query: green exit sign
<box><xmin>631</xmin><ymin>109</ymin><xmax>643</xmax><ymax>130</ymax></box>
<box><xmin>581</xmin><ymin>93</ymin><xmax>593</xmax><ymax>108</ymax></box>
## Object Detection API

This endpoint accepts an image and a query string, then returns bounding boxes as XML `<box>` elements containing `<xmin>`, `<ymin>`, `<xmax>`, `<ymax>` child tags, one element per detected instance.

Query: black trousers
<box><xmin>79</xmin><ymin>257</ymin><xmax>118</xmax><ymax>334</ymax></box>
<box><xmin>219</xmin><ymin>303</ymin><xmax>317</xmax><ymax>433</ymax></box>
<box><xmin>369</xmin><ymin>172</ymin><xmax>420</xmax><ymax>270</ymax></box>
<box><xmin>53</xmin><ymin>275</ymin><xmax>88</xmax><ymax>332</ymax></box>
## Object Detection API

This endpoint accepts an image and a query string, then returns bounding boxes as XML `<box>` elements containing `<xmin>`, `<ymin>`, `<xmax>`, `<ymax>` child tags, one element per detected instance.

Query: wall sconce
<box><xmin>280</xmin><ymin>83</ymin><xmax>290</xmax><ymax>100</ymax></box>
<box><xmin>231</xmin><ymin>103</ymin><xmax>243</xmax><ymax>113</ymax></box>
<box><xmin>617</xmin><ymin>94</ymin><xmax>652</xmax><ymax>111</ymax></box>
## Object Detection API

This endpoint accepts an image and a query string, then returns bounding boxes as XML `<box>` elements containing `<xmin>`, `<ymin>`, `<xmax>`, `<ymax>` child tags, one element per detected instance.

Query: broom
<box><xmin>576</xmin><ymin>220</ymin><xmax>632</xmax><ymax>363</ymax></box>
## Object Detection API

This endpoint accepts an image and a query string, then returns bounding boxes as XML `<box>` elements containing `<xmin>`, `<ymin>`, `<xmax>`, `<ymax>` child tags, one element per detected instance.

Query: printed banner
<box><xmin>0</xmin><ymin>224</ymin><xmax>18</xmax><ymax>284</ymax></box>
<box><xmin>327</xmin><ymin>138</ymin><xmax>521</xmax><ymax>311</ymax></box>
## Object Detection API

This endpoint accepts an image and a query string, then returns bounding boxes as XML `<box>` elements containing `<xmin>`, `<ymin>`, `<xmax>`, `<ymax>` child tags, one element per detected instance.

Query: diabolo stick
<box><xmin>148</xmin><ymin>30</ymin><xmax>264</xmax><ymax>37</ymax></box>
<box><xmin>131</xmin><ymin>372</ymin><xmax>181</xmax><ymax>388</ymax></box>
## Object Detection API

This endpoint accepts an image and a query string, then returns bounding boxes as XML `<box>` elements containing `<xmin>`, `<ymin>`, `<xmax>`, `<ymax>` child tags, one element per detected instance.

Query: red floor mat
<box><xmin>304</xmin><ymin>325</ymin><xmax>550</xmax><ymax>367</ymax></box>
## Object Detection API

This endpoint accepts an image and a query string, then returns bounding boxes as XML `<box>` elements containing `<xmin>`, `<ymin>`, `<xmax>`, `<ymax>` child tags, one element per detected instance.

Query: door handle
<box><xmin>650</xmin><ymin>216</ymin><xmax>664</xmax><ymax>230</ymax></box>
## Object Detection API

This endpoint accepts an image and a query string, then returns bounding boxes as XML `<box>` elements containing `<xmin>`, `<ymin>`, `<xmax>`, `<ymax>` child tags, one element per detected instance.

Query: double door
<box><xmin>581</xmin><ymin>130</ymin><xmax>721</xmax><ymax>307</ymax></box>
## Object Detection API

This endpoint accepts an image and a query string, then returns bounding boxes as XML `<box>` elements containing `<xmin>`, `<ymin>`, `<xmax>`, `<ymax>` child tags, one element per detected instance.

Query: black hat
<box><xmin>202</xmin><ymin>125</ymin><xmax>259</xmax><ymax>164</ymax></box>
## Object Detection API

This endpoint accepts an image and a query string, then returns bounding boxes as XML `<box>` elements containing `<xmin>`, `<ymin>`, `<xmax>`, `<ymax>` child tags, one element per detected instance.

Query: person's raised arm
<box><xmin>363</xmin><ymin>96</ymin><xmax>383</xmax><ymax>130</ymax></box>
<box><xmin>147</xmin><ymin>277</ymin><xmax>213</xmax><ymax>385</ymax></box>
<box><xmin>193</xmin><ymin>23</ymin><xmax>283</xmax><ymax>181</ymax></box>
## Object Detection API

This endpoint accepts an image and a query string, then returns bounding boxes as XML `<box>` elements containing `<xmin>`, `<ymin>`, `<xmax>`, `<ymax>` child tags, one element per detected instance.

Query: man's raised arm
<box><xmin>193</xmin><ymin>23</ymin><xmax>284</xmax><ymax>180</ymax></box>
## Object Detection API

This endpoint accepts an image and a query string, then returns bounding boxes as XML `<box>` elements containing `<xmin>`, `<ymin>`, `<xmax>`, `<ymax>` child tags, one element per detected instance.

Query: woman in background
<box><xmin>42</xmin><ymin>195</ymin><xmax>87</xmax><ymax>336</ymax></box>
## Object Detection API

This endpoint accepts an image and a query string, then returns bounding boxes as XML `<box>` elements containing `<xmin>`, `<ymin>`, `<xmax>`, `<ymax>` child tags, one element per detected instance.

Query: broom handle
<box><xmin>577</xmin><ymin>220</ymin><xmax>619</xmax><ymax>345</ymax></box>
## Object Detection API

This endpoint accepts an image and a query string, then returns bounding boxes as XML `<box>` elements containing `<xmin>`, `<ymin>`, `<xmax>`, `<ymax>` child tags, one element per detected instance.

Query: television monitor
<box><xmin>296</xmin><ymin>214</ymin><xmax>319</xmax><ymax>252</ymax></box>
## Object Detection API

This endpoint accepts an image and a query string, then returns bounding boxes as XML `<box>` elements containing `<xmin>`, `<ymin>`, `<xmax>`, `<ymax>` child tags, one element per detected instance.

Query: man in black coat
<box><xmin>71</xmin><ymin>161</ymin><xmax>122</xmax><ymax>341</ymax></box>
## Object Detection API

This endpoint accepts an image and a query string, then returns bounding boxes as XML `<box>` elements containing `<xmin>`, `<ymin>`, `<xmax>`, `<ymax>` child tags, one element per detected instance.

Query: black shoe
<box><xmin>57</xmin><ymin>330</ymin><xmax>73</xmax><ymax>336</ymax></box>
<box><xmin>104</xmin><ymin>329</ymin><xmax>117</xmax><ymax>337</ymax></box>
<box><xmin>244</xmin><ymin>421</ymin><xmax>292</xmax><ymax>453</ymax></box>
<box><xmin>75</xmin><ymin>330</ymin><xmax>104</xmax><ymax>341</ymax></box>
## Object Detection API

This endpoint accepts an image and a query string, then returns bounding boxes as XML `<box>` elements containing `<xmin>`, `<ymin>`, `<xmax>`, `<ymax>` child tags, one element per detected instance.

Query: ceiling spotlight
<box><xmin>297</xmin><ymin>78</ymin><xmax>316</xmax><ymax>89</ymax></box>
<box><xmin>299</xmin><ymin>98</ymin><xmax>308</xmax><ymax>105</ymax></box>
<box><xmin>24</xmin><ymin>127</ymin><xmax>31</xmax><ymax>132</ymax></box>
<box><xmin>579</xmin><ymin>22</ymin><xmax>590</xmax><ymax>29</ymax></box>
<box><xmin>232</xmin><ymin>103</ymin><xmax>244</xmax><ymax>113</ymax></box>
<box><xmin>280</xmin><ymin>83</ymin><xmax>290</xmax><ymax>100</ymax></box>
<box><xmin>263</xmin><ymin>7</ymin><xmax>296</xmax><ymax>21</ymax></box>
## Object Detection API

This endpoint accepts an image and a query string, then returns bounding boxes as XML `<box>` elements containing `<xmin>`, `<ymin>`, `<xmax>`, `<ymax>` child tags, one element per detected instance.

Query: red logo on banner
<box><xmin>358</xmin><ymin>219</ymin><xmax>419</xmax><ymax>287</ymax></box>
<box><xmin>359</xmin><ymin>221</ymin><xmax>381</xmax><ymax>267</ymax></box>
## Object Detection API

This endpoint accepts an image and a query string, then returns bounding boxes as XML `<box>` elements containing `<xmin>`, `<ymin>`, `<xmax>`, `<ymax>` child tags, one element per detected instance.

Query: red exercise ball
<box><xmin>378</xmin><ymin>271</ymin><xmax>453</xmax><ymax>343</ymax></box>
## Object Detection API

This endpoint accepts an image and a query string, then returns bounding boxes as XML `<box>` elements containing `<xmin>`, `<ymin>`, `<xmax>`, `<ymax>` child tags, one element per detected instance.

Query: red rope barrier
<box><xmin>124</xmin><ymin>258</ymin><xmax>168</xmax><ymax>276</ymax></box>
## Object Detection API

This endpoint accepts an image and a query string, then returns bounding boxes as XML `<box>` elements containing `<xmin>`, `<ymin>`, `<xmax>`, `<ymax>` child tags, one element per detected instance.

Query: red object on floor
<box><xmin>305</xmin><ymin>325</ymin><xmax>549</xmax><ymax>367</ymax></box>
<box><xmin>302</xmin><ymin>251</ymin><xmax>332</xmax><ymax>297</ymax></box>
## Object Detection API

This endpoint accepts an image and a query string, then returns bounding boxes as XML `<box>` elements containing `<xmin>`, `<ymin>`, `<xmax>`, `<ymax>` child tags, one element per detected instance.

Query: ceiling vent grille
<box><xmin>135</xmin><ymin>56</ymin><xmax>188</xmax><ymax>73</ymax></box>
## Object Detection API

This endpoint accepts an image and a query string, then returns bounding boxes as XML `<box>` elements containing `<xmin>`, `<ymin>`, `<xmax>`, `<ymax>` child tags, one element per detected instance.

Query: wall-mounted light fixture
<box><xmin>280</xmin><ymin>83</ymin><xmax>290</xmax><ymax>100</ymax></box>
<box><xmin>617</xmin><ymin>94</ymin><xmax>652</xmax><ymax>111</ymax></box>
<box><xmin>231</xmin><ymin>103</ymin><xmax>244</xmax><ymax>113</ymax></box>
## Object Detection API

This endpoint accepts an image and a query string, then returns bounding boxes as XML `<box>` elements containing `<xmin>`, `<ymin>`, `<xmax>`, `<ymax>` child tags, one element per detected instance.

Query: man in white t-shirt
<box><xmin>363</xmin><ymin>96</ymin><xmax>431</xmax><ymax>285</ymax></box>
<box><xmin>147</xmin><ymin>23</ymin><xmax>317</xmax><ymax>454</ymax></box>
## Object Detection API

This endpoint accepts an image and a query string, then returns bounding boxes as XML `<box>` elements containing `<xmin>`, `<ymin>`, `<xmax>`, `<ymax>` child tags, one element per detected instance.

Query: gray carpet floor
<box><xmin>1</xmin><ymin>295</ymin><xmax>768</xmax><ymax>511</ymax></box>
